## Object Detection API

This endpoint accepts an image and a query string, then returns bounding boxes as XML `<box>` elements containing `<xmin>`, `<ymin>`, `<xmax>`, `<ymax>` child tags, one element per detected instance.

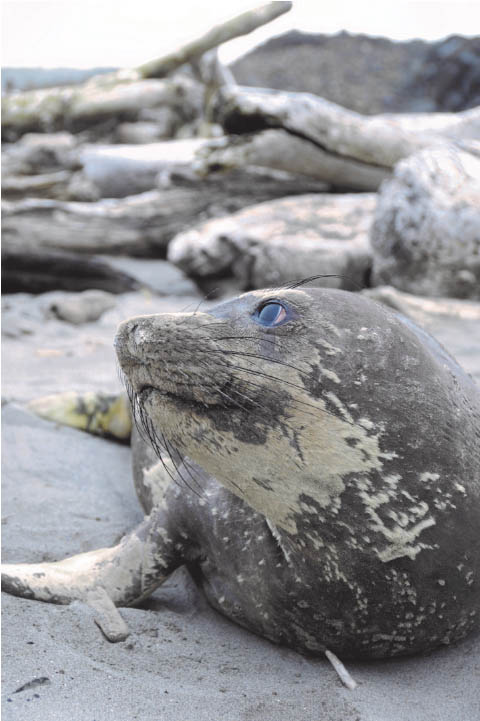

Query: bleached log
<box><xmin>168</xmin><ymin>193</ymin><xmax>377</xmax><ymax>290</ymax></box>
<box><xmin>78</xmin><ymin>139</ymin><xmax>208</xmax><ymax>197</ymax></box>
<box><xmin>2</xmin><ymin>75</ymin><xmax>202</xmax><ymax>137</ymax></box>
<box><xmin>137</xmin><ymin>2</ymin><xmax>292</xmax><ymax>79</ymax></box>
<box><xmin>214</xmin><ymin>85</ymin><xmax>480</xmax><ymax>169</ymax></box>
<box><xmin>1</xmin><ymin>165</ymin><xmax>328</xmax><ymax>256</ymax></box>
<box><xmin>2</xmin><ymin>170</ymin><xmax>74</xmax><ymax>200</ymax></box>
<box><xmin>370</xmin><ymin>144</ymin><xmax>480</xmax><ymax>300</ymax></box>
<box><xmin>1</xmin><ymin>3</ymin><xmax>291</xmax><ymax>136</ymax></box>
<box><xmin>197</xmin><ymin>129</ymin><xmax>390</xmax><ymax>191</ymax></box>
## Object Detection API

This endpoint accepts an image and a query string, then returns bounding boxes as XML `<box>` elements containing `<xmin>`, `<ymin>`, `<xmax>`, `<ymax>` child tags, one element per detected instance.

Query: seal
<box><xmin>2</xmin><ymin>286</ymin><xmax>480</xmax><ymax>660</ymax></box>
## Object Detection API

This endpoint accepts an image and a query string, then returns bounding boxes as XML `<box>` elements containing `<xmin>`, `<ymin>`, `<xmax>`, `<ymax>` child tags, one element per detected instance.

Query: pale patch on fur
<box><xmin>320</xmin><ymin>368</ymin><xmax>341</xmax><ymax>384</ymax></box>
<box><xmin>323</xmin><ymin>391</ymin><xmax>355</xmax><ymax>424</ymax></box>
<box><xmin>359</xmin><ymin>485</ymin><xmax>437</xmax><ymax>562</ymax></box>
<box><xmin>142</xmin><ymin>460</ymin><xmax>173</xmax><ymax>508</ymax></box>
<box><xmin>419</xmin><ymin>472</ymin><xmax>440</xmax><ymax>484</ymax></box>
<box><xmin>146</xmin><ymin>382</ymin><xmax>391</xmax><ymax>535</ymax></box>
<box><xmin>316</xmin><ymin>338</ymin><xmax>343</xmax><ymax>356</ymax></box>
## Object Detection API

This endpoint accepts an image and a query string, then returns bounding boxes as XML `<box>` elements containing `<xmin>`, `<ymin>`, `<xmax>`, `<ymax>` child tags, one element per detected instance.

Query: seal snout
<box><xmin>114</xmin><ymin>312</ymin><xmax>235</xmax><ymax>406</ymax></box>
<box><xmin>114</xmin><ymin>316</ymin><xmax>163</xmax><ymax>395</ymax></box>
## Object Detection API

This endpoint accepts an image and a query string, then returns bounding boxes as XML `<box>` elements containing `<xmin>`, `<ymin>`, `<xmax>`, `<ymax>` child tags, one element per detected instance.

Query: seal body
<box><xmin>3</xmin><ymin>287</ymin><xmax>480</xmax><ymax>660</ymax></box>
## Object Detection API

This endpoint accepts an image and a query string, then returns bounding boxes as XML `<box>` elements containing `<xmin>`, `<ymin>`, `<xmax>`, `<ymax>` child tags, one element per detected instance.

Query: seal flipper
<box><xmin>1</xmin><ymin>505</ymin><xmax>182</xmax><ymax>642</ymax></box>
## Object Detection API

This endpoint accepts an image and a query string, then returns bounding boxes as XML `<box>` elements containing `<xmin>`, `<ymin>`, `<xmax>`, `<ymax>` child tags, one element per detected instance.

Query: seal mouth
<box><xmin>137</xmin><ymin>384</ymin><xmax>237</xmax><ymax>415</ymax></box>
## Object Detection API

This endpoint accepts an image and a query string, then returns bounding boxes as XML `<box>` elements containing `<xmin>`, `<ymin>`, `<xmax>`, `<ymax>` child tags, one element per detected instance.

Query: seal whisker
<box><xmin>279</xmin><ymin>274</ymin><xmax>363</xmax><ymax>292</ymax></box>
<box><xmin>135</xmin><ymin>399</ymin><xmax>203</xmax><ymax>498</ymax></box>
<box><xmin>209</xmin><ymin>348</ymin><xmax>313</xmax><ymax>380</ymax></box>
<box><xmin>226</xmin><ymin>371</ymin><xmax>339</xmax><ymax>422</ymax></box>
<box><xmin>140</xmin><ymin>413</ymin><xmax>187</xmax><ymax>495</ymax></box>
<box><xmin>213</xmin><ymin>335</ymin><xmax>278</xmax><ymax>347</ymax></box>
<box><xmin>217</xmin><ymin>361</ymin><xmax>339</xmax><ymax>418</ymax></box>
<box><xmin>183</xmin><ymin>353</ymin><xmax>321</xmax><ymax>426</ymax></box>
<box><xmin>159</xmin><ymin>431</ymin><xmax>204</xmax><ymax>499</ymax></box>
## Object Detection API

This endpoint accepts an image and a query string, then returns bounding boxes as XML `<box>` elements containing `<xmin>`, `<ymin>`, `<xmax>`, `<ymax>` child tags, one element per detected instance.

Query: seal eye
<box><xmin>255</xmin><ymin>302</ymin><xmax>288</xmax><ymax>327</ymax></box>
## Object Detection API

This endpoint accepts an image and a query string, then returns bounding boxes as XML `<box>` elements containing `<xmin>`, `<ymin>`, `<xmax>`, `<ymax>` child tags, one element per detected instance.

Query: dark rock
<box><xmin>231</xmin><ymin>30</ymin><xmax>480</xmax><ymax>114</ymax></box>
<box><xmin>403</xmin><ymin>35</ymin><xmax>480</xmax><ymax>112</ymax></box>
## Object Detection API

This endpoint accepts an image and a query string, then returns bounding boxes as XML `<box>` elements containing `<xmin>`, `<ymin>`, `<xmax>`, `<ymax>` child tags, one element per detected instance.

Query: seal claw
<box><xmin>86</xmin><ymin>588</ymin><xmax>130</xmax><ymax>642</ymax></box>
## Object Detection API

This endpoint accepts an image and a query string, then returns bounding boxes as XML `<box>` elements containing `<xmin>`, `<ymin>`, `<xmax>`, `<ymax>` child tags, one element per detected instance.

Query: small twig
<box><xmin>325</xmin><ymin>648</ymin><xmax>357</xmax><ymax>690</ymax></box>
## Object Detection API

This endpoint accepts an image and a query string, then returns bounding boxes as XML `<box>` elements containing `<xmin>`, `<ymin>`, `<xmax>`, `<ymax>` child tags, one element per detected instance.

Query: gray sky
<box><xmin>2</xmin><ymin>0</ymin><xmax>479</xmax><ymax>69</ymax></box>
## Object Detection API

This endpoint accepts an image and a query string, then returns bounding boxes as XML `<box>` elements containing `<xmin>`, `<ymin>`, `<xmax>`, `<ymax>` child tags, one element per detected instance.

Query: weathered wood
<box><xmin>197</xmin><ymin>128</ymin><xmax>390</xmax><ymax>191</ymax></box>
<box><xmin>2</xmin><ymin>132</ymin><xmax>79</xmax><ymax>174</ymax></box>
<box><xmin>214</xmin><ymin>85</ymin><xmax>480</xmax><ymax>169</ymax></box>
<box><xmin>371</xmin><ymin>144</ymin><xmax>480</xmax><ymax>300</ymax></box>
<box><xmin>2</xmin><ymin>244</ymin><xmax>139</xmax><ymax>295</ymax></box>
<box><xmin>1</xmin><ymin>3</ymin><xmax>291</xmax><ymax>137</ymax></box>
<box><xmin>168</xmin><ymin>193</ymin><xmax>377</xmax><ymax>290</ymax></box>
<box><xmin>76</xmin><ymin>139</ymin><xmax>206</xmax><ymax>197</ymax></box>
<box><xmin>2</xmin><ymin>166</ymin><xmax>328</xmax><ymax>256</ymax></box>
<box><xmin>2</xmin><ymin>170</ymin><xmax>74</xmax><ymax>200</ymax></box>
<box><xmin>138</xmin><ymin>3</ymin><xmax>292</xmax><ymax>79</ymax></box>
<box><xmin>2</xmin><ymin>75</ymin><xmax>203</xmax><ymax>137</ymax></box>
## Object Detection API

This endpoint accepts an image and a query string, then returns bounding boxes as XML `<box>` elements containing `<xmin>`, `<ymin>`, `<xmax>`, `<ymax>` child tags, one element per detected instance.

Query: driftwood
<box><xmin>371</xmin><ymin>144</ymin><xmax>480</xmax><ymax>300</ymax></box>
<box><xmin>168</xmin><ymin>193</ymin><xmax>377</xmax><ymax>290</ymax></box>
<box><xmin>138</xmin><ymin>2</ymin><xmax>292</xmax><ymax>79</ymax></box>
<box><xmin>2</xmin><ymin>166</ymin><xmax>328</xmax><ymax>257</ymax></box>
<box><xmin>2</xmin><ymin>244</ymin><xmax>139</xmax><ymax>294</ymax></box>
<box><xmin>2</xmin><ymin>170</ymin><xmax>74</xmax><ymax>200</ymax></box>
<box><xmin>2</xmin><ymin>3</ymin><xmax>291</xmax><ymax>137</ymax></box>
<box><xmin>3</xmin><ymin>135</ymin><xmax>208</xmax><ymax>200</ymax></box>
<box><xmin>210</xmin><ymin>86</ymin><xmax>480</xmax><ymax>186</ymax></box>
<box><xmin>2</xmin><ymin>131</ymin><xmax>79</xmax><ymax>174</ymax></box>
<box><xmin>197</xmin><ymin>129</ymin><xmax>390</xmax><ymax>191</ymax></box>
<box><xmin>1</xmin><ymin>74</ymin><xmax>203</xmax><ymax>138</ymax></box>
<box><xmin>78</xmin><ymin>139</ymin><xmax>207</xmax><ymax>197</ymax></box>
<box><xmin>2</xmin><ymin>242</ymin><xmax>199</xmax><ymax>297</ymax></box>
<box><xmin>3</xmin><ymin>132</ymin><xmax>336</xmax><ymax>200</ymax></box>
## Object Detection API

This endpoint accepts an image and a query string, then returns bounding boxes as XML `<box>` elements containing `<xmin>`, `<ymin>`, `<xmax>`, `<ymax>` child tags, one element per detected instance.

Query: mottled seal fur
<box><xmin>2</xmin><ymin>287</ymin><xmax>480</xmax><ymax>660</ymax></box>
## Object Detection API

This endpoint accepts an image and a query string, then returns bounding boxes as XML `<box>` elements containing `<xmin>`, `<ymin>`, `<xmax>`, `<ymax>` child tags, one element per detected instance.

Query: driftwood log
<box><xmin>2</xmin><ymin>3</ymin><xmax>291</xmax><ymax>138</ymax></box>
<box><xmin>78</xmin><ymin>139</ymin><xmax>208</xmax><ymax>198</ymax></box>
<box><xmin>2</xmin><ymin>170</ymin><xmax>75</xmax><ymax>200</ymax></box>
<box><xmin>1</xmin><ymin>165</ymin><xmax>328</xmax><ymax>258</ymax></box>
<box><xmin>371</xmin><ymin>144</ymin><xmax>480</xmax><ymax>300</ymax></box>
<box><xmin>138</xmin><ymin>2</ymin><xmax>291</xmax><ymax>79</ymax></box>
<box><xmin>1</xmin><ymin>74</ymin><xmax>204</xmax><ymax>138</ymax></box>
<box><xmin>2</xmin><ymin>132</ymin><xmax>79</xmax><ymax>174</ymax></box>
<box><xmin>197</xmin><ymin>129</ymin><xmax>390</xmax><ymax>191</ymax></box>
<box><xmin>1</xmin><ymin>244</ymin><xmax>139</xmax><ymax>295</ymax></box>
<box><xmin>3</xmin><ymin>133</ymin><xmax>331</xmax><ymax>200</ymax></box>
<box><xmin>168</xmin><ymin>192</ymin><xmax>377</xmax><ymax>290</ymax></box>
<box><xmin>205</xmin><ymin>85</ymin><xmax>480</xmax><ymax>189</ymax></box>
